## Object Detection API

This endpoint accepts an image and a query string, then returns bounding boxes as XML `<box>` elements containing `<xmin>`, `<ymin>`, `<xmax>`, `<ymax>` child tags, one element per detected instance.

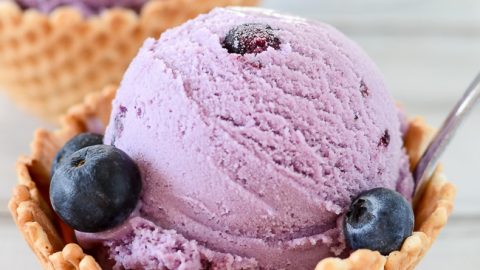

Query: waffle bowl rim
<box><xmin>0</xmin><ymin>0</ymin><xmax>260</xmax><ymax>24</ymax></box>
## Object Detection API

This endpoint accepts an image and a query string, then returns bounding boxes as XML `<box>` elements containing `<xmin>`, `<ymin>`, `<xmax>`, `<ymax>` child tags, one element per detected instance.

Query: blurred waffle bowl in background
<box><xmin>0</xmin><ymin>0</ymin><xmax>258</xmax><ymax>122</ymax></box>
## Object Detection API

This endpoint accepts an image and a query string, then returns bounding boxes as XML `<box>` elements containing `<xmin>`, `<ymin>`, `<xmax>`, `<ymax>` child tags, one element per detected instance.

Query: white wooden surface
<box><xmin>1</xmin><ymin>0</ymin><xmax>479</xmax><ymax>269</ymax></box>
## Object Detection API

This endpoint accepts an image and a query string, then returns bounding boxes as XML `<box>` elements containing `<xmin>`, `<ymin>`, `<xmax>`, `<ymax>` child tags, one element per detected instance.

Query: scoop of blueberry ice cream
<box><xmin>75</xmin><ymin>7</ymin><xmax>414</xmax><ymax>270</ymax></box>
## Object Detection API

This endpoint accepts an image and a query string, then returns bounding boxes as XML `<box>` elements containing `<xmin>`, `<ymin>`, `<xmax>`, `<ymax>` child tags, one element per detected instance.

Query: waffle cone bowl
<box><xmin>9</xmin><ymin>85</ymin><xmax>456</xmax><ymax>269</ymax></box>
<box><xmin>0</xmin><ymin>0</ymin><xmax>258</xmax><ymax>121</ymax></box>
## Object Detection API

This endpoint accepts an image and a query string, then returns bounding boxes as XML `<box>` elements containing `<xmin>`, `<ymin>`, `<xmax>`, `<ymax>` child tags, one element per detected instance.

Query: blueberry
<box><xmin>343</xmin><ymin>187</ymin><xmax>414</xmax><ymax>255</ymax></box>
<box><xmin>50</xmin><ymin>145</ymin><xmax>141</xmax><ymax>232</ymax></box>
<box><xmin>222</xmin><ymin>23</ymin><xmax>280</xmax><ymax>55</ymax></box>
<box><xmin>51</xmin><ymin>132</ymin><xmax>104</xmax><ymax>177</ymax></box>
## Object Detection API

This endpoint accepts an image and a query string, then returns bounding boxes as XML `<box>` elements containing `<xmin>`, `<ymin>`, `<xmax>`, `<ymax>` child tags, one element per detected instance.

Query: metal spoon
<box><xmin>412</xmin><ymin>72</ymin><xmax>480</xmax><ymax>202</ymax></box>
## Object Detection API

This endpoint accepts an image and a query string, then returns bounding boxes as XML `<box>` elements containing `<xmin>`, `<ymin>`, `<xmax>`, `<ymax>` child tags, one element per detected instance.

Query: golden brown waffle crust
<box><xmin>0</xmin><ymin>0</ymin><xmax>258</xmax><ymax>121</ymax></box>
<box><xmin>9</xmin><ymin>86</ymin><xmax>456</xmax><ymax>270</ymax></box>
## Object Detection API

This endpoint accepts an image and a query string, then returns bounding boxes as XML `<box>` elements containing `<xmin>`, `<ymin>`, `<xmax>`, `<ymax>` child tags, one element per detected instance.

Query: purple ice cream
<box><xmin>15</xmin><ymin>0</ymin><xmax>148</xmax><ymax>16</ymax></box>
<box><xmin>76</xmin><ymin>7</ymin><xmax>414</xmax><ymax>270</ymax></box>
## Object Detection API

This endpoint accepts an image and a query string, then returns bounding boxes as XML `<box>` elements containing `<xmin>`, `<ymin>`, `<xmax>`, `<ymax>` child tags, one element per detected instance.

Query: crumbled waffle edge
<box><xmin>9</xmin><ymin>86</ymin><xmax>456</xmax><ymax>270</ymax></box>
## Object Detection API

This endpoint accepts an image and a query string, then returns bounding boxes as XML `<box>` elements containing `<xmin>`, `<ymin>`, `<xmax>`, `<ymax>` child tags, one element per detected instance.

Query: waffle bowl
<box><xmin>0</xmin><ymin>0</ymin><xmax>258</xmax><ymax>121</ymax></box>
<box><xmin>8</xmin><ymin>85</ymin><xmax>456</xmax><ymax>269</ymax></box>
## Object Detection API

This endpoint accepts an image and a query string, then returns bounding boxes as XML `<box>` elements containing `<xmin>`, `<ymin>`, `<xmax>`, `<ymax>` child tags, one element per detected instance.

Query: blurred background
<box><xmin>1</xmin><ymin>0</ymin><xmax>479</xmax><ymax>269</ymax></box>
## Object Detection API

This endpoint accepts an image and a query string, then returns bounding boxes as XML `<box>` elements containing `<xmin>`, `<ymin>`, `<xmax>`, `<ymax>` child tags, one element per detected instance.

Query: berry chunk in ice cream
<box><xmin>223</xmin><ymin>23</ymin><xmax>281</xmax><ymax>55</ymax></box>
<box><xmin>71</xmin><ymin>7</ymin><xmax>414</xmax><ymax>270</ymax></box>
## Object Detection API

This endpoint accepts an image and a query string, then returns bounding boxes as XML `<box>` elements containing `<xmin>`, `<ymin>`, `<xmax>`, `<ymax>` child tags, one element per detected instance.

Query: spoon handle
<box><xmin>413</xmin><ymin>72</ymin><xmax>480</xmax><ymax>200</ymax></box>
